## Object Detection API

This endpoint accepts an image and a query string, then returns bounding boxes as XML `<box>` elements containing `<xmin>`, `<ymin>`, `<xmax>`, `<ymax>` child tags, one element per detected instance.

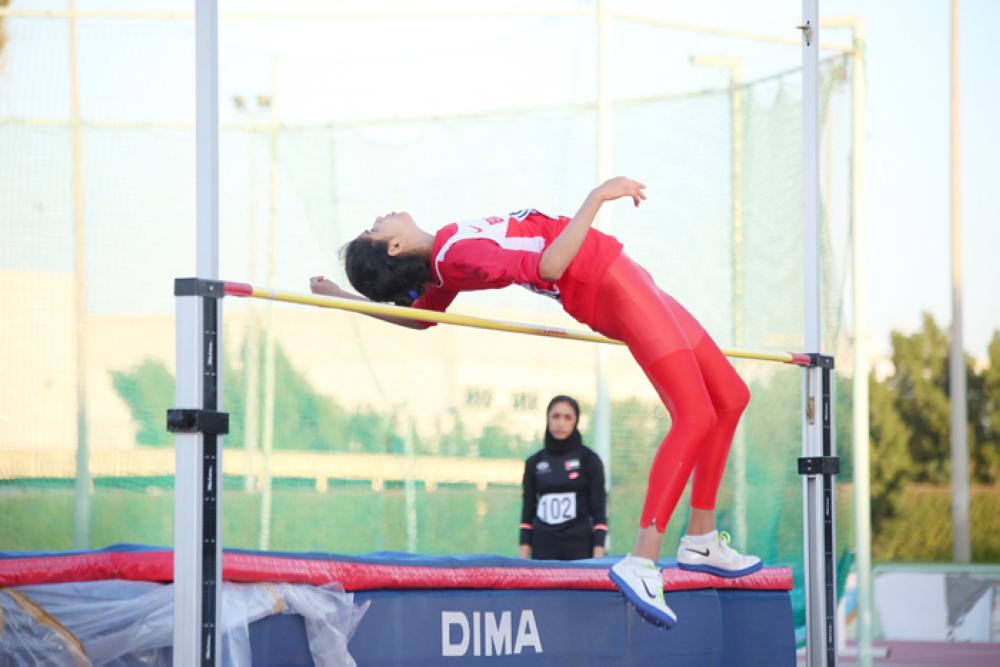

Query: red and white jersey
<box><xmin>412</xmin><ymin>209</ymin><xmax>623</xmax><ymax>327</ymax></box>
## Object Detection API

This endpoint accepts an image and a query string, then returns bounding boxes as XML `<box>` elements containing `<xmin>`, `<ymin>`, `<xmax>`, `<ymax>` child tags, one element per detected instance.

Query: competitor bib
<box><xmin>536</xmin><ymin>492</ymin><xmax>577</xmax><ymax>525</ymax></box>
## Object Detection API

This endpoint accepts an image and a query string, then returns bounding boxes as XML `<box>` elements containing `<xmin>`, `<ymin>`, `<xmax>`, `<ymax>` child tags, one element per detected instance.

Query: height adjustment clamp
<box><xmin>167</xmin><ymin>409</ymin><xmax>229</xmax><ymax>435</ymax></box>
<box><xmin>797</xmin><ymin>456</ymin><xmax>840</xmax><ymax>476</ymax></box>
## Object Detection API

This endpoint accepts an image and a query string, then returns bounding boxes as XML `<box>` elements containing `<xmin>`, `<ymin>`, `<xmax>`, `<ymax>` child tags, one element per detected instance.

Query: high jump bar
<box><xmin>223</xmin><ymin>281</ymin><xmax>812</xmax><ymax>367</ymax></box>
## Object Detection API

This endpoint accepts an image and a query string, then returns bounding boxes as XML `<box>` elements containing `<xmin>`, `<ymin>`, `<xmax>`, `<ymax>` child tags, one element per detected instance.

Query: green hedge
<box><xmin>3</xmin><ymin>481</ymin><xmax>996</xmax><ymax>562</ymax></box>
<box><xmin>871</xmin><ymin>484</ymin><xmax>1000</xmax><ymax>562</ymax></box>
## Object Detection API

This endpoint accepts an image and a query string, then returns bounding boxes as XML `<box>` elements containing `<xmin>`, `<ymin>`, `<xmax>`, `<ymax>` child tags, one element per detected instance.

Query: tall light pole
<box><xmin>948</xmin><ymin>0</ymin><xmax>970</xmax><ymax>564</ymax></box>
<box><xmin>825</xmin><ymin>14</ymin><xmax>874</xmax><ymax>665</ymax></box>
<box><xmin>68</xmin><ymin>0</ymin><xmax>90</xmax><ymax>550</ymax></box>
<box><xmin>260</xmin><ymin>60</ymin><xmax>279</xmax><ymax>551</ymax></box>
<box><xmin>232</xmin><ymin>95</ymin><xmax>265</xmax><ymax>496</ymax></box>
<box><xmin>594</xmin><ymin>0</ymin><xmax>613</xmax><ymax>539</ymax></box>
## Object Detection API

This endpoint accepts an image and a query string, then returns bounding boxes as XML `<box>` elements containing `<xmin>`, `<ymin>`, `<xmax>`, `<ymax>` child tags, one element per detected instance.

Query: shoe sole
<box><xmin>608</xmin><ymin>568</ymin><xmax>677</xmax><ymax>629</ymax></box>
<box><xmin>676</xmin><ymin>560</ymin><xmax>763</xmax><ymax>578</ymax></box>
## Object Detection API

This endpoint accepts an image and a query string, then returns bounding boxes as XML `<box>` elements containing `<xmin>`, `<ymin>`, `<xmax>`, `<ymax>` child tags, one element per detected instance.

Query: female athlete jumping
<box><xmin>310</xmin><ymin>176</ymin><xmax>761</xmax><ymax>628</ymax></box>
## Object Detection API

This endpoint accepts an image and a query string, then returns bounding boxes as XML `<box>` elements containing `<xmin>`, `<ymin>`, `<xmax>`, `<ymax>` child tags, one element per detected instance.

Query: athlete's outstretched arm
<box><xmin>538</xmin><ymin>176</ymin><xmax>646</xmax><ymax>282</ymax></box>
<box><xmin>309</xmin><ymin>276</ymin><xmax>427</xmax><ymax>329</ymax></box>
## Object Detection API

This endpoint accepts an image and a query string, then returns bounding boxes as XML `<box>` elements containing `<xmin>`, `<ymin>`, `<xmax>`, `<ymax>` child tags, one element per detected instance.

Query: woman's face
<box><xmin>547</xmin><ymin>401</ymin><xmax>578</xmax><ymax>439</ymax></box>
<box><xmin>361</xmin><ymin>211</ymin><xmax>415</xmax><ymax>244</ymax></box>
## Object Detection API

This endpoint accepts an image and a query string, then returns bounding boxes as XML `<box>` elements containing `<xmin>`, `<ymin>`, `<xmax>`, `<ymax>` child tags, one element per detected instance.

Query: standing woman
<box><xmin>519</xmin><ymin>395</ymin><xmax>608</xmax><ymax>561</ymax></box>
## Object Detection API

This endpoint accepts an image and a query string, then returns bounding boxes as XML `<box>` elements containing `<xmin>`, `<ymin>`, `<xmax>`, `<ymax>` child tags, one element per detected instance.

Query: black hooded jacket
<box><xmin>519</xmin><ymin>428</ymin><xmax>608</xmax><ymax>549</ymax></box>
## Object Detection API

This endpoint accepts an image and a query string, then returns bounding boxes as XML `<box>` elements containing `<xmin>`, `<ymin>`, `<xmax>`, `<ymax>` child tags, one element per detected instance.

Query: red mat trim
<box><xmin>0</xmin><ymin>551</ymin><xmax>792</xmax><ymax>592</ymax></box>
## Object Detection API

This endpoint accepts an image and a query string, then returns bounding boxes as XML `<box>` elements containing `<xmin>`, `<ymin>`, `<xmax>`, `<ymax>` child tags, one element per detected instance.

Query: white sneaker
<box><xmin>676</xmin><ymin>530</ymin><xmax>762</xmax><ymax>578</ymax></box>
<box><xmin>608</xmin><ymin>554</ymin><xmax>678</xmax><ymax>628</ymax></box>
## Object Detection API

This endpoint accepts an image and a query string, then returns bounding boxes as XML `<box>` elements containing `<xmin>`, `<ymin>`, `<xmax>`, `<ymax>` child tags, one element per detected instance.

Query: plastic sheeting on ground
<box><xmin>0</xmin><ymin>579</ymin><xmax>368</xmax><ymax>666</ymax></box>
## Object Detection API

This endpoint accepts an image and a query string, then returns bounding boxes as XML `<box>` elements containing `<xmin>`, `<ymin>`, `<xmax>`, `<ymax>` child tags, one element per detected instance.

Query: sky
<box><xmin>631</xmin><ymin>0</ymin><xmax>1000</xmax><ymax>361</ymax></box>
<box><xmin>1</xmin><ymin>0</ymin><xmax>998</xmax><ymax>361</ymax></box>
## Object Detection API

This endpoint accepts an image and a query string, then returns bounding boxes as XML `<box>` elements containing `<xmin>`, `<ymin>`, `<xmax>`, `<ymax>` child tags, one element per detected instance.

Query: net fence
<box><xmin>0</xmin><ymin>2</ymin><xmax>856</xmax><ymax>637</ymax></box>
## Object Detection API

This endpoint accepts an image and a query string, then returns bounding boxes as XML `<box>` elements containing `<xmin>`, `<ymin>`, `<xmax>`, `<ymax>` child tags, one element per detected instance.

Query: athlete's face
<box><xmin>360</xmin><ymin>211</ymin><xmax>417</xmax><ymax>256</ymax></box>
<box><xmin>547</xmin><ymin>401</ymin><xmax>578</xmax><ymax>439</ymax></box>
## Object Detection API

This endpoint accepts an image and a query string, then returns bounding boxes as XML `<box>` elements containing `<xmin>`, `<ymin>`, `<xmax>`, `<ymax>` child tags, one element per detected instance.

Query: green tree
<box><xmin>885</xmin><ymin>313</ymin><xmax>993</xmax><ymax>484</ymax></box>
<box><xmin>113</xmin><ymin>339</ymin><xmax>359</xmax><ymax>451</ymax></box>
<box><xmin>110</xmin><ymin>359</ymin><xmax>175</xmax><ymax>446</ymax></box>
<box><xmin>975</xmin><ymin>332</ymin><xmax>1000</xmax><ymax>484</ymax></box>
<box><xmin>223</xmin><ymin>338</ymin><xmax>347</xmax><ymax>451</ymax></box>
<box><xmin>591</xmin><ymin>397</ymin><xmax>669</xmax><ymax>488</ymax></box>
<box><xmin>864</xmin><ymin>315</ymin><xmax>1000</xmax><ymax>540</ymax></box>
<box><xmin>342</xmin><ymin>407</ymin><xmax>402</xmax><ymax>454</ymax></box>
<box><xmin>867</xmin><ymin>373</ymin><xmax>912</xmax><ymax>527</ymax></box>
<box><xmin>436</xmin><ymin>413</ymin><xmax>474</xmax><ymax>458</ymax></box>
<box><xmin>835</xmin><ymin>373</ymin><xmax>855</xmax><ymax>482</ymax></box>
<box><xmin>479</xmin><ymin>419</ymin><xmax>533</xmax><ymax>459</ymax></box>
<box><xmin>887</xmin><ymin>314</ymin><xmax>952</xmax><ymax>483</ymax></box>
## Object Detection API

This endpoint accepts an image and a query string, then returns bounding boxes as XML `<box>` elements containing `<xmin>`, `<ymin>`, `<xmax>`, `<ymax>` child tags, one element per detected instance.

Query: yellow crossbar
<box><xmin>224</xmin><ymin>281</ymin><xmax>801</xmax><ymax>365</ymax></box>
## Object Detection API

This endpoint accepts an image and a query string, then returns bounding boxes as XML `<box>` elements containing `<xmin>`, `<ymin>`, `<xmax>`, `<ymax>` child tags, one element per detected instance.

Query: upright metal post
<box><xmin>172</xmin><ymin>1</ymin><xmax>223</xmax><ymax>665</ymax></box>
<box><xmin>594</xmin><ymin>0</ymin><xmax>613</xmax><ymax>517</ymax></box>
<box><xmin>800</xmin><ymin>2</ymin><xmax>838</xmax><ymax>665</ymax></box>
<box><xmin>259</xmin><ymin>59</ymin><xmax>279</xmax><ymax>551</ymax></box>
<box><xmin>729</xmin><ymin>63</ymin><xmax>747</xmax><ymax>552</ymax></box>
<box><xmin>846</xmin><ymin>16</ymin><xmax>873</xmax><ymax>666</ymax></box>
<box><xmin>825</xmin><ymin>16</ymin><xmax>873</xmax><ymax>664</ymax></box>
<box><xmin>171</xmin><ymin>281</ymin><xmax>226</xmax><ymax>667</ymax></box>
<box><xmin>68</xmin><ymin>0</ymin><xmax>90</xmax><ymax>551</ymax></box>
<box><xmin>948</xmin><ymin>0</ymin><xmax>970</xmax><ymax>565</ymax></box>
<box><xmin>800</xmin><ymin>350</ymin><xmax>839</xmax><ymax>667</ymax></box>
<box><xmin>238</xmin><ymin>96</ymin><xmax>261</xmax><ymax>495</ymax></box>
<box><xmin>404</xmin><ymin>412</ymin><xmax>419</xmax><ymax>553</ymax></box>
<box><xmin>691</xmin><ymin>53</ymin><xmax>746</xmax><ymax>547</ymax></box>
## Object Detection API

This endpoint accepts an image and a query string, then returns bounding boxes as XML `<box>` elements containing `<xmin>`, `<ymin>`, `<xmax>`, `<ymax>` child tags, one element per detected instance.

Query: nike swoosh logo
<box><xmin>640</xmin><ymin>578</ymin><xmax>660</xmax><ymax>600</ymax></box>
<box><xmin>685</xmin><ymin>547</ymin><xmax>710</xmax><ymax>557</ymax></box>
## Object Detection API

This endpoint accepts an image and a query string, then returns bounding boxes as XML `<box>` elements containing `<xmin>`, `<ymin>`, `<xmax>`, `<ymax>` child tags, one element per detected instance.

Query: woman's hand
<box><xmin>519</xmin><ymin>545</ymin><xmax>531</xmax><ymax>559</ymax></box>
<box><xmin>592</xmin><ymin>546</ymin><xmax>606</xmax><ymax>558</ymax></box>
<box><xmin>312</xmin><ymin>276</ymin><xmax>427</xmax><ymax>328</ymax></box>
<box><xmin>541</xmin><ymin>177</ymin><xmax>644</xmax><ymax>280</ymax></box>
<box><xmin>310</xmin><ymin>275</ymin><xmax>342</xmax><ymax>297</ymax></box>
<box><xmin>594</xmin><ymin>176</ymin><xmax>647</xmax><ymax>207</ymax></box>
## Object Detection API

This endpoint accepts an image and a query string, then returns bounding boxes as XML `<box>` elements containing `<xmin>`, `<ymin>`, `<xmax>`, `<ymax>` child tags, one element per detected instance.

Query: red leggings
<box><xmin>590</xmin><ymin>253</ymin><xmax>750</xmax><ymax>532</ymax></box>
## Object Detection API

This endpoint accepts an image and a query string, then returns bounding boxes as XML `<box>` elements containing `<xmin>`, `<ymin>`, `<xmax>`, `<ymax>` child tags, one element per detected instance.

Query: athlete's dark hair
<box><xmin>341</xmin><ymin>236</ymin><xmax>433</xmax><ymax>307</ymax></box>
<box><xmin>546</xmin><ymin>395</ymin><xmax>580</xmax><ymax>421</ymax></box>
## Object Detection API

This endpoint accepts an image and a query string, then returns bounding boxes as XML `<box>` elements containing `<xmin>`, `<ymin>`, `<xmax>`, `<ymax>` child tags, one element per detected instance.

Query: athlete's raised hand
<box><xmin>594</xmin><ymin>176</ymin><xmax>647</xmax><ymax>207</ymax></box>
<box><xmin>309</xmin><ymin>275</ymin><xmax>343</xmax><ymax>296</ymax></box>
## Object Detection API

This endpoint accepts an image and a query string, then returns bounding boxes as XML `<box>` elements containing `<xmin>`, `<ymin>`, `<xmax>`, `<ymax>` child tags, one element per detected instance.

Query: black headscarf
<box><xmin>543</xmin><ymin>395</ymin><xmax>583</xmax><ymax>456</ymax></box>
